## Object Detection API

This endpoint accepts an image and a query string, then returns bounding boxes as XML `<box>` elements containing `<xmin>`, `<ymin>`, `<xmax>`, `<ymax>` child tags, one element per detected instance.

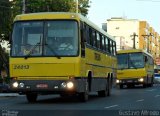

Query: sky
<box><xmin>88</xmin><ymin>0</ymin><xmax>160</xmax><ymax>33</ymax></box>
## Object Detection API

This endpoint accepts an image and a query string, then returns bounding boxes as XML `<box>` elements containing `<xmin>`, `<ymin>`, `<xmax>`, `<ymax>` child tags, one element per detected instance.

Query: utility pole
<box><xmin>75</xmin><ymin>0</ymin><xmax>78</xmax><ymax>13</ymax></box>
<box><xmin>130</xmin><ymin>32</ymin><xmax>138</xmax><ymax>49</ymax></box>
<box><xmin>142</xmin><ymin>33</ymin><xmax>153</xmax><ymax>53</ymax></box>
<box><xmin>22</xmin><ymin>0</ymin><xmax>26</xmax><ymax>14</ymax></box>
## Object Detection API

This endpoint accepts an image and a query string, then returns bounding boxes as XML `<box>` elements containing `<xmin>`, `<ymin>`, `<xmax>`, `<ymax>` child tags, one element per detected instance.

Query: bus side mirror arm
<box><xmin>145</xmin><ymin>56</ymin><xmax>148</xmax><ymax>62</ymax></box>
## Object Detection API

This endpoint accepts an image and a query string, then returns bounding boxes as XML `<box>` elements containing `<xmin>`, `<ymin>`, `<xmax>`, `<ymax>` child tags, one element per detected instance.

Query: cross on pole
<box><xmin>130</xmin><ymin>32</ymin><xmax>138</xmax><ymax>49</ymax></box>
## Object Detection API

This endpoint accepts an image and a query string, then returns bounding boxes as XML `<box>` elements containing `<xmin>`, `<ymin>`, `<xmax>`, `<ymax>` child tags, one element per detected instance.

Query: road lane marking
<box><xmin>104</xmin><ymin>105</ymin><xmax>119</xmax><ymax>109</ymax></box>
<box><xmin>146</xmin><ymin>89</ymin><xmax>156</xmax><ymax>92</ymax></box>
<box><xmin>136</xmin><ymin>99</ymin><xmax>144</xmax><ymax>102</ymax></box>
<box><xmin>155</xmin><ymin>95</ymin><xmax>160</xmax><ymax>98</ymax></box>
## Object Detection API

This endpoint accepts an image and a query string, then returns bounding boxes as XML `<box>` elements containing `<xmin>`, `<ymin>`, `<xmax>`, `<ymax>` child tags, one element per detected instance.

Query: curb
<box><xmin>0</xmin><ymin>93</ymin><xmax>19</xmax><ymax>97</ymax></box>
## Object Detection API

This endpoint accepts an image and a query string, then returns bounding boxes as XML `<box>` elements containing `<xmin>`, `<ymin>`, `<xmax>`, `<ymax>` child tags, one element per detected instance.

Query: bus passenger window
<box><xmin>86</xmin><ymin>26</ymin><xmax>90</xmax><ymax>44</ymax></box>
<box><xmin>110</xmin><ymin>40</ymin><xmax>113</xmax><ymax>55</ymax></box>
<box><xmin>89</xmin><ymin>28</ymin><xmax>93</xmax><ymax>46</ymax></box>
<box><xmin>97</xmin><ymin>33</ymin><xmax>100</xmax><ymax>49</ymax></box>
<box><xmin>105</xmin><ymin>38</ymin><xmax>109</xmax><ymax>53</ymax></box>
<box><xmin>92</xmin><ymin>30</ymin><xmax>96</xmax><ymax>47</ymax></box>
<box><xmin>113</xmin><ymin>42</ymin><xmax>116</xmax><ymax>56</ymax></box>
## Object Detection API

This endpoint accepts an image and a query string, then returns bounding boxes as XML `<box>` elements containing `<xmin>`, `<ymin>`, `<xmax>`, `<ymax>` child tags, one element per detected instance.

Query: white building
<box><xmin>106</xmin><ymin>17</ymin><xmax>140</xmax><ymax>51</ymax></box>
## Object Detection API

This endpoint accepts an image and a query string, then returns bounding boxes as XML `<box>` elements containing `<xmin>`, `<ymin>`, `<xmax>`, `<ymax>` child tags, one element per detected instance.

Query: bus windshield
<box><xmin>117</xmin><ymin>52</ymin><xmax>144</xmax><ymax>69</ymax></box>
<box><xmin>11</xmin><ymin>20</ymin><xmax>78</xmax><ymax>57</ymax></box>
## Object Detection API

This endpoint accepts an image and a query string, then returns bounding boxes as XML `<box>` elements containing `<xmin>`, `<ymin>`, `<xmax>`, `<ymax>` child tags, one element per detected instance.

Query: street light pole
<box><xmin>22</xmin><ymin>0</ymin><xmax>25</xmax><ymax>14</ymax></box>
<box><xmin>142</xmin><ymin>33</ymin><xmax>153</xmax><ymax>53</ymax></box>
<box><xmin>75</xmin><ymin>0</ymin><xmax>78</xmax><ymax>13</ymax></box>
<box><xmin>130</xmin><ymin>32</ymin><xmax>138</xmax><ymax>49</ymax></box>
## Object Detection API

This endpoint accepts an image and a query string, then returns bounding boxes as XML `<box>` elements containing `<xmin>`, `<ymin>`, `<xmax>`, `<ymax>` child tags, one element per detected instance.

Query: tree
<box><xmin>0</xmin><ymin>0</ymin><xmax>91</xmax><ymax>77</ymax></box>
<box><xmin>0</xmin><ymin>0</ymin><xmax>12</xmax><ymax>40</ymax></box>
<box><xmin>0</xmin><ymin>1</ymin><xmax>12</xmax><ymax>77</ymax></box>
<box><xmin>12</xmin><ymin>0</ymin><xmax>90</xmax><ymax>16</ymax></box>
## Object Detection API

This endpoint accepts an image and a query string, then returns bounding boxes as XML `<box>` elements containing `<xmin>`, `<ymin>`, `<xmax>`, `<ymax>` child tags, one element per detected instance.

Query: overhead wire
<box><xmin>136</xmin><ymin>0</ymin><xmax>160</xmax><ymax>2</ymax></box>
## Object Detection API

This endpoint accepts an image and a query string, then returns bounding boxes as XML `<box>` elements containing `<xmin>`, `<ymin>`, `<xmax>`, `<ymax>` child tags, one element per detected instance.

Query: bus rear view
<box><xmin>116</xmin><ymin>49</ymin><xmax>154</xmax><ymax>88</ymax></box>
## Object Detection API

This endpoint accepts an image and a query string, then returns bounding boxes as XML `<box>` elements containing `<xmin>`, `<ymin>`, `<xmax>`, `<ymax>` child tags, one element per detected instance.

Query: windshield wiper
<box><xmin>46</xmin><ymin>44</ymin><xmax>61</xmax><ymax>59</ymax></box>
<box><xmin>24</xmin><ymin>42</ymin><xmax>40</xmax><ymax>59</ymax></box>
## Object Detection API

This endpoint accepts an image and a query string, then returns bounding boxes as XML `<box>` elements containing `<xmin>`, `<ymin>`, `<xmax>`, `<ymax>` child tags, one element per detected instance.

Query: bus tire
<box><xmin>148</xmin><ymin>79</ymin><xmax>153</xmax><ymax>87</ymax></box>
<box><xmin>98</xmin><ymin>78</ymin><xmax>108</xmax><ymax>97</ymax></box>
<box><xmin>98</xmin><ymin>90</ymin><xmax>107</xmax><ymax>97</ymax></box>
<box><xmin>119</xmin><ymin>84</ymin><xmax>123</xmax><ymax>89</ymax></box>
<box><xmin>143</xmin><ymin>83</ymin><xmax>147</xmax><ymax>88</ymax></box>
<box><xmin>26</xmin><ymin>93</ymin><xmax>38</xmax><ymax>103</ymax></box>
<box><xmin>107</xmin><ymin>77</ymin><xmax>111</xmax><ymax>96</ymax></box>
<box><xmin>149</xmin><ymin>77</ymin><xmax>154</xmax><ymax>87</ymax></box>
<box><xmin>79</xmin><ymin>82</ymin><xmax>89</xmax><ymax>102</ymax></box>
<box><xmin>60</xmin><ymin>93</ymin><xmax>66</xmax><ymax>97</ymax></box>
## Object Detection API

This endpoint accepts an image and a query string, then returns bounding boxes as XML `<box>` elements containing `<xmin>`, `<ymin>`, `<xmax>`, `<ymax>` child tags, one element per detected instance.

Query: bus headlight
<box><xmin>67</xmin><ymin>82</ymin><xmax>74</xmax><ymax>89</ymax></box>
<box><xmin>19</xmin><ymin>82</ymin><xmax>25</xmax><ymax>88</ymax></box>
<box><xmin>116</xmin><ymin>80</ymin><xmax>120</xmax><ymax>83</ymax></box>
<box><xmin>13</xmin><ymin>82</ymin><xmax>19</xmax><ymax>88</ymax></box>
<box><xmin>138</xmin><ymin>78</ymin><xmax>144</xmax><ymax>82</ymax></box>
<box><xmin>61</xmin><ymin>82</ymin><xmax>67</xmax><ymax>88</ymax></box>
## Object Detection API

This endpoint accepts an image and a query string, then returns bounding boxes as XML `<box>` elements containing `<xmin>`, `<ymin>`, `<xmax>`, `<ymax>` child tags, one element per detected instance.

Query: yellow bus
<box><xmin>9</xmin><ymin>12</ymin><xmax>117</xmax><ymax>102</ymax></box>
<box><xmin>116</xmin><ymin>49</ymin><xmax>154</xmax><ymax>88</ymax></box>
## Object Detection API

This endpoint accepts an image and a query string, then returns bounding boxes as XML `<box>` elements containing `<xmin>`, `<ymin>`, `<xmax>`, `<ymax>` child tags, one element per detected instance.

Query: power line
<box><xmin>136</xmin><ymin>0</ymin><xmax>160</xmax><ymax>2</ymax></box>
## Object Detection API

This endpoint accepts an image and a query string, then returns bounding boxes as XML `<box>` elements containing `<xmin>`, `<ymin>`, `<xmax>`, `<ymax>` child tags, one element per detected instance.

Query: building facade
<box><xmin>105</xmin><ymin>17</ymin><xmax>160</xmax><ymax>63</ymax></box>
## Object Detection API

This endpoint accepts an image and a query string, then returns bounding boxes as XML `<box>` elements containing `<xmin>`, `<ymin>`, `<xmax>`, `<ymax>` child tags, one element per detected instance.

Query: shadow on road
<box><xmin>32</xmin><ymin>93</ymin><xmax>106</xmax><ymax>104</ymax></box>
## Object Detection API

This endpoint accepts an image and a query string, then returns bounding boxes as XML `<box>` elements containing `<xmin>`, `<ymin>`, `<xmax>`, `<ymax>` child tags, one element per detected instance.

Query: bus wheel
<box><xmin>26</xmin><ymin>93</ymin><xmax>38</xmax><ymax>103</ymax></box>
<box><xmin>107</xmin><ymin>77</ymin><xmax>111</xmax><ymax>96</ymax></box>
<box><xmin>143</xmin><ymin>83</ymin><xmax>147</xmax><ymax>88</ymax></box>
<box><xmin>98</xmin><ymin>90</ymin><xmax>107</xmax><ymax>97</ymax></box>
<box><xmin>119</xmin><ymin>84</ymin><xmax>123</xmax><ymax>89</ymax></box>
<box><xmin>148</xmin><ymin>82</ymin><xmax>153</xmax><ymax>87</ymax></box>
<box><xmin>79</xmin><ymin>82</ymin><xmax>89</xmax><ymax>102</ymax></box>
<box><xmin>148</xmin><ymin>77</ymin><xmax>154</xmax><ymax>87</ymax></box>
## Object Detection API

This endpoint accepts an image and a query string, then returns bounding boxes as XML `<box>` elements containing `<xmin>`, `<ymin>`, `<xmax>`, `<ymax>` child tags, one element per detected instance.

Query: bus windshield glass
<box><xmin>11</xmin><ymin>20</ymin><xmax>78</xmax><ymax>57</ymax></box>
<box><xmin>117</xmin><ymin>53</ymin><xmax>144</xmax><ymax>69</ymax></box>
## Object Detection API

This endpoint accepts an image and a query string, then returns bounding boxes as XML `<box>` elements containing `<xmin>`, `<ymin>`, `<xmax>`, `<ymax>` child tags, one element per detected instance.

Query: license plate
<box><xmin>36</xmin><ymin>84</ymin><xmax>48</xmax><ymax>88</ymax></box>
<box><xmin>127</xmin><ymin>80</ymin><xmax>132</xmax><ymax>83</ymax></box>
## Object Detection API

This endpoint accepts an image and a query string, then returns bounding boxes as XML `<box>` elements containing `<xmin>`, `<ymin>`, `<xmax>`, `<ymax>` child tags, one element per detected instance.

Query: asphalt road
<box><xmin>1</xmin><ymin>84</ymin><xmax>160</xmax><ymax>116</ymax></box>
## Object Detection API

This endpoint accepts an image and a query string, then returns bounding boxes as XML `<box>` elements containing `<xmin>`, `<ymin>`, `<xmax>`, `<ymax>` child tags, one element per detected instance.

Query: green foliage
<box><xmin>12</xmin><ymin>0</ymin><xmax>90</xmax><ymax>16</ymax></box>
<box><xmin>0</xmin><ymin>0</ymin><xmax>12</xmax><ymax>40</ymax></box>
<box><xmin>0</xmin><ymin>0</ymin><xmax>90</xmax><ymax>41</ymax></box>
<box><xmin>26</xmin><ymin>0</ymin><xmax>73</xmax><ymax>13</ymax></box>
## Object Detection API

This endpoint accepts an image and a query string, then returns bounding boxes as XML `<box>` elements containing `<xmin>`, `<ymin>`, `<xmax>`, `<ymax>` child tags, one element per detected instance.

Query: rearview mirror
<box><xmin>145</xmin><ymin>56</ymin><xmax>148</xmax><ymax>62</ymax></box>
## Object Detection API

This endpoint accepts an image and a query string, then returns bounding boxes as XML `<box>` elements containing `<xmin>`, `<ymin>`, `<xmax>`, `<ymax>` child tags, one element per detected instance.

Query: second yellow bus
<box><xmin>116</xmin><ymin>49</ymin><xmax>154</xmax><ymax>88</ymax></box>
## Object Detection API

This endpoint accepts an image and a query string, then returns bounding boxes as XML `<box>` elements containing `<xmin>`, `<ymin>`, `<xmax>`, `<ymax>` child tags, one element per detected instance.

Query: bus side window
<box><xmin>113</xmin><ymin>42</ymin><xmax>116</xmax><ymax>56</ymax></box>
<box><xmin>89</xmin><ymin>28</ymin><xmax>93</xmax><ymax>46</ymax></box>
<box><xmin>96</xmin><ymin>32</ymin><xmax>100</xmax><ymax>49</ymax></box>
<box><xmin>80</xmin><ymin>22</ymin><xmax>86</xmax><ymax>57</ymax></box>
<box><xmin>105</xmin><ymin>37</ymin><xmax>109</xmax><ymax>53</ymax></box>
<box><xmin>86</xmin><ymin>25</ymin><xmax>90</xmax><ymax>45</ymax></box>
<box><xmin>101</xmin><ymin>36</ymin><xmax>106</xmax><ymax>51</ymax></box>
<box><xmin>92</xmin><ymin>30</ymin><xmax>96</xmax><ymax>47</ymax></box>
<box><xmin>110</xmin><ymin>40</ymin><xmax>113</xmax><ymax>55</ymax></box>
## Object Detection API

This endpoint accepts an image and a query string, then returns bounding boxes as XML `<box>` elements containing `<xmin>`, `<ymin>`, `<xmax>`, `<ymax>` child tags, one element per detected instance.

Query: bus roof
<box><xmin>14</xmin><ymin>12</ymin><xmax>115</xmax><ymax>41</ymax></box>
<box><xmin>117</xmin><ymin>49</ymin><xmax>153</xmax><ymax>58</ymax></box>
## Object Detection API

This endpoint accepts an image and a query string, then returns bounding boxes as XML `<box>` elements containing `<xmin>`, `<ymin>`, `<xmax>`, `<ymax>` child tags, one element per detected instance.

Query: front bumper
<box><xmin>10</xmin><ymin>79</ymin><xmax>79</xmax><ymax>94</ymax></box>
<box><xmin>116</xmin><ymin>78</ymin><xmax>145</xmax><ymax>85</ymax></box>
